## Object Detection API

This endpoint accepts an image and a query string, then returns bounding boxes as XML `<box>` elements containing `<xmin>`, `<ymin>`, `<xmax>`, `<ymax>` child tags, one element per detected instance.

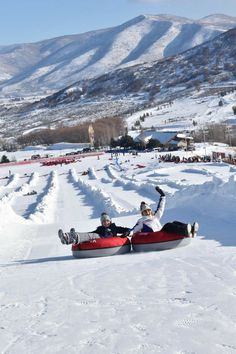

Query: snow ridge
<box><xmin>87</xmin><ymin>167</ymin><xmax>98</xmax><ymax>180</ymax></box>
<box><xmin>0</xmin><ymin>172</ymin><xmax>39</xmax><ymax>204</ymax></box>
<box><xmin>1</xmin><ymin>14</ymin><xmax>236</xmax><ymax>97</ymax></box>
<box><xmin>70</xmin><ymin>168</ymin><xmax>135</xmax><ymax>217</ymax></box>
<box><xmin>5</xmin><ymin>173</ymin><xmax>19</xmax><ymax>188</ymax></box>
<box><xmin>169</xmin><ymin>174</ymin><xmax>236</xmax><ymax>221</ymax></box>
<box><xmin>104</xmin><ymin>165</ymin><xmax>120</xmax><ymax>180</ymax></box>
<box><xmin>29</xmin><ymin>171</ymin><xmax>58</xmax><ymax>223</ymax></box>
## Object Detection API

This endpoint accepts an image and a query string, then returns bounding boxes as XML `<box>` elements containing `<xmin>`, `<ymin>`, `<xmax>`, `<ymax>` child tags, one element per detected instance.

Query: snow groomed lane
<box><xmin>0</xmin><ymin>150</ymin><xmax>236</xmax><ymax>353</ymax></box>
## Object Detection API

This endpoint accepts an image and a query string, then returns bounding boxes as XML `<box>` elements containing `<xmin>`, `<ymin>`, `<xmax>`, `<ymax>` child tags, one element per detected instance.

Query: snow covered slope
<box><xmin>0</xmin><ymin>146</ymin><xmax>236</xmax><ymax>353</ymax></box>
<box><xmin>0</xmin><ymin>14</ymin><xmax>236</xmax><ymax>96</ymax></box>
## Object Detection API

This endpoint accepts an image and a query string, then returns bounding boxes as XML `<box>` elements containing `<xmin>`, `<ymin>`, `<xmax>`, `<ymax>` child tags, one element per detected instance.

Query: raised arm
<box><xmin>154</xmin><ymin>186</ymin><xmax>166</xmax><ymax>220</ymax></box>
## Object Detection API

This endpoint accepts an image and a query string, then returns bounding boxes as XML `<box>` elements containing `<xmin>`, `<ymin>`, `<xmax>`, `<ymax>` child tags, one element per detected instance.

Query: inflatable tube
<box><xmin>132</xmin><ymin>231</ymin><xmax>191</xmax><ymax>252</ymax></box>
<box><xmin>72</xmin><ymin>237</ymin><xmax>131</xmax><ymax>258</ymax></box>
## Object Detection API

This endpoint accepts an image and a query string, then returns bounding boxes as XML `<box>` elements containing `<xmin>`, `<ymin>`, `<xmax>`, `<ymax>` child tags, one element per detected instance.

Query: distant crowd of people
<box><xmin>223</xmin><ymin>156</ymin><xmax>236</xmax><ymax>165</ymax></box>
<box><xmin>158</xmin><ymin>154</ymin><xmax>211</xmax><ymax>163</ymax></box>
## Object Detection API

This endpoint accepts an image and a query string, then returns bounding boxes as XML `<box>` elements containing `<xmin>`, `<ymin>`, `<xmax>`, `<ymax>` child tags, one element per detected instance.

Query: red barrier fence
<box><xmin>0</xmin><ymin>152</ymin><xmax>104</xmax><ymax>168</ymax></box>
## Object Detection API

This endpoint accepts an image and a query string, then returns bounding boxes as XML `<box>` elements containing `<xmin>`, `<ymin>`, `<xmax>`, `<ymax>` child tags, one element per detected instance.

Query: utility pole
<box><xmin>227</xmin><ymin>126</ymin><xmax>232</xmax><ymax>146</ymax></box>
<box><xmin>202</xmin><ymin>128</ymin><xmax>207</xmax><ymax>156</ymax></box>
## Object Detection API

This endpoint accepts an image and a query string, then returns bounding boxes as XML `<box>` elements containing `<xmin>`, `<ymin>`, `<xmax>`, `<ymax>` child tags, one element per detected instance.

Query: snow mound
<box><xmin>70</xmin><ymin>168</ymin><xmax>136</xmax><ymax>217</ymax></box>
<box><xmin>29</xmin><ymin>171</ymin><xmax>58</xmax><ymax>223</ymax></box>
<box><xmin>169</xmin><ymin>175</ymin><xmax>236</xmax><ymax>221</ymax></box>
<box><xmin>88</xmin><ymin>167</ymin><xmax>98</xmax><ymax>180</ymax></box>
<box><xmin>105</xmin><ymin>165</ymin><xmax>119</xmax><ymax>179</ymax></box>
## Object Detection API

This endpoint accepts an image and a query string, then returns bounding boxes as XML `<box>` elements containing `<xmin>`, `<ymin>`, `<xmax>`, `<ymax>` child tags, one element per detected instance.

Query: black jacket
<box><xmin>92</xmin><ymin>223</ymin><xmax>130</xmax><ymax>238</ymax></box>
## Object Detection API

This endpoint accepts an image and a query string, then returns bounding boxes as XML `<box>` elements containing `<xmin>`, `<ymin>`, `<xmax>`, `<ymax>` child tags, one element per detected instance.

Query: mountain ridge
<box><xmin>1</xmin><ymin>26</ymin><xmax>236</xmax><ymax>138</ymax></box>
<box><xmin>0</xmin><ymin>13</ymin><xmax>236</xmax><ymax>97</ymax></box>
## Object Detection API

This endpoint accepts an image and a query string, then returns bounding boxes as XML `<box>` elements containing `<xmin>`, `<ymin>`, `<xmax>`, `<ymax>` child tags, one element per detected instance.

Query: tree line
<box><xmin>110</xmin><ymin>135</ymin><xmax>162</xmax><ymax>150</ymax></box>
<box><xmin>193</xmin><ymin>123</ymin><xmax>236</xmax><ymax>146</ymax></box>
<box><xmin>17</xmin><ymin>117</ymin><xmax>125</xmax><ymax>148</ymax></box>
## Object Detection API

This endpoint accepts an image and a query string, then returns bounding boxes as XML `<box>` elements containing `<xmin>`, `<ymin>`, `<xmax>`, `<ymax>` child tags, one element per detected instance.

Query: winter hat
<box><xmin>140</xmin><ymin>201</ymin><xmax>152</xmax><ymax>213</ymax></box>
<box><xmin>100</xmin><ymin>212</ymin><xmax>111</xmax><ymax>223</ymax></box>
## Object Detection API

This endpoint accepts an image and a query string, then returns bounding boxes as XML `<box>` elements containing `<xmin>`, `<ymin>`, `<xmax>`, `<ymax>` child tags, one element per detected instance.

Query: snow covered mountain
<box><xmin>0</xmin><ymin>14</ymin><xmax>236</xmax><ymax>97</ymax></box>
<box><xmin>1</xmin><ymin>26</ymin><xmax>236</xmax><ymax>138</ymax></box>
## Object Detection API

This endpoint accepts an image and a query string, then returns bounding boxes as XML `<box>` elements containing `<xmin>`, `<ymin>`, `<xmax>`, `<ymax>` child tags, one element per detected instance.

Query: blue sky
<box><xmin>1</xmin><ymin>0</ymin><xmax>236</xmax><ymax>45</ymax></box>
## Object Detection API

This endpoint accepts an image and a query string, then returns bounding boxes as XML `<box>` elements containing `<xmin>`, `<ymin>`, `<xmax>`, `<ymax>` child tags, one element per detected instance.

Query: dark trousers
<box><xmin>161</xmin><ymin>221</ymin><xmax>189</xmax><ymax>236</ymax></box>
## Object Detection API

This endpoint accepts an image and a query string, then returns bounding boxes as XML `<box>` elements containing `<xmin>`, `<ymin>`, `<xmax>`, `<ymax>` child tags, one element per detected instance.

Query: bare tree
<box><xmin>17</xmin><ymin>117</ymin><xmax>126</xmax><ymax>147</ymax></box>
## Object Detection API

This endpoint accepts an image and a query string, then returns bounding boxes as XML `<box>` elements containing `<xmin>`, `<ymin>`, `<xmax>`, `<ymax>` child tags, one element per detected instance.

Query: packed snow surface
<box><xmin>0</xmin><ymin>145</ymin><xmax>236</xmax><ymax>354</ymax></box>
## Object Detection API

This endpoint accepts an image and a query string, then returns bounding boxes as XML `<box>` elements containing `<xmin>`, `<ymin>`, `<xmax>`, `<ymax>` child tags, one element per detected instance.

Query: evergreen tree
<box><xmin>1</xmin><ymin>155</ymin><xmax>10</xmax><ymax>163</ymax></box>
<box><xmin>146</xmin><ymin>139</ymin><xmax>162</xmax><ymax>149</ymax></box>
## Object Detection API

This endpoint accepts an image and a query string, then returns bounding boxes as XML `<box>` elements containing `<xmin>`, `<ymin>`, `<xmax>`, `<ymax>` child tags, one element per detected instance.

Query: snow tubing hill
<box><xmin>131</xmin><ymin>231</ymin><xmax>191</xmax><ymax>252</ymax></box>
<box><xmin>72</xmin><ymin>237</ymin><xmax>131</xmax><ymax>258</ymax></box>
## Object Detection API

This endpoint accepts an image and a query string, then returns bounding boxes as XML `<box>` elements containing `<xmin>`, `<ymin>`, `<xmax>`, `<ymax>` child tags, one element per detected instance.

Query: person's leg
<box><xmin>70</xmin><ymin>228</ymin><xmax>100</xmax><ymax>244</ymax></box>
<box><xmin>161</xmin><ymin>222</ymin><xmax>191</xmax><ymax>237</ymax></box>
<box><xmin>172</xmin><ymin>221</ymin><xmax>185</xmax><ymax>226</ymax></box>
<box><xmin>58</xmin><ymin>229</ymin><xmax>71</xmax><ymax>244</ymax></box>
<box><xmin>58</xmin><ymin>229</ymin><xmax>100</xmax><ymax>244</ymax></box>
<box><xmin>161</xmin><ymin>223</ymin><xmax>177</xmax><ymax>233</ymax></box>
<box><xmin>173</xmin><ymin>221</ymin><xmax>199</xmax><ymax>237</ymax></box>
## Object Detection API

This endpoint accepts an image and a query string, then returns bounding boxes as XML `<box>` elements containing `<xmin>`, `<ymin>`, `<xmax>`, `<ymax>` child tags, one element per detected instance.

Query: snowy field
<box><xmin>0</xmin><ymin>145</ymin><xmax>236</xmax><ymax>354</ymax></box>
<box><xmin>126</xmin><ymin>90</ymin><xmax>236</xmax><ymax>132</ymax></box>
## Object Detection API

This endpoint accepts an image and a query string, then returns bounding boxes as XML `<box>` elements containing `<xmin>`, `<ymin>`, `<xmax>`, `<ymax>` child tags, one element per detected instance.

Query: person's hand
<box><xmin>155</xmin><ymin>186</ymin><xmax>165</xmax><ymax>196</ymax></box>
<box><xmin>120</xmin><ymin>230</ymin><xmax>130</xmax><ymax>237</ymax></box>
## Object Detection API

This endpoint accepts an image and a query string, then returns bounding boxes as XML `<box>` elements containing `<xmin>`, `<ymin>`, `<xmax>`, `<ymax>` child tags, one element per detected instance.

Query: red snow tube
<box><xmin>132</xmin><ymin>231</ymin><xmax>191</xmax><ymax>252</ymax></box>
<box><xmin>72</xmin><ymin>237</ymin><xmax>131</xmax><ymax>258</ymax></box>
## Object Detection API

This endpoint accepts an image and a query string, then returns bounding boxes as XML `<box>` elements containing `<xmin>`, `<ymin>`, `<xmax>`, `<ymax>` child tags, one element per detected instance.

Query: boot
<box><xmin>70</xmin><ymin>228</ymin><xmax>78</xmax><ymax>244</ymax></box>
<box><xmin>191</xmin><ymin>222</ymin><xmax>199</xmax><ymax>237</ymax></box>
<box><xmin>58</xmin><ymin>229</ymin><xmax>69</xmax><ymax>244</ymax></box>
<box><xmin>186</xmin><ymin>224</ymin><xmax>192</xmax><ymax>237</ymax></box>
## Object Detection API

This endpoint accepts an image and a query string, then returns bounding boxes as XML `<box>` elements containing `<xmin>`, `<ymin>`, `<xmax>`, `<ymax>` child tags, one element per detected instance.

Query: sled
<box><xmin>72</xmin><ymin>237</ymin><xmax>131</xmax><ymax>258</ymax></box>
<box><xmin>131</xmin><ymin>230</ymin><xmax>191</xmax><ymax>252</ymax></box>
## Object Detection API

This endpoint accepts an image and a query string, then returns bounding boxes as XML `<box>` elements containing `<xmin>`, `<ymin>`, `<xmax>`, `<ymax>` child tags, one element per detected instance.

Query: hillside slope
<box><xmin>0</xmin><ymin>14</ymin><xmax>236</xmax><ymax>96</ymax></box>
<box><xmin>1</xmin><ymin>27</ymin><xmax>236</xmax><ymax>137</ymax></box>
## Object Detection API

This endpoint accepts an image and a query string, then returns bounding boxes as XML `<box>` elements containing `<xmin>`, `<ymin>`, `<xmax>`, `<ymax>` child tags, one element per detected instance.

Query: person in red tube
<box><xmin>131</xmin><ymin>186</ymin><xmax>199</xmax><ymax>237</ymax></box>
<box><xmin>58</xmin><ymin>212</ymin><xmax>130</xmax><ymax>245</ymax></box>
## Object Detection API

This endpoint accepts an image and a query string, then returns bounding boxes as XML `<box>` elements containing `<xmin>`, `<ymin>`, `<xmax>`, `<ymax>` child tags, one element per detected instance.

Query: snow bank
<box><xmin>229</xmin><ymin>166</ymin><xmax>236</xmax><ymax>173</ymax></box>
<box><xmin>182</xmin><ymin>168</ymin><xmax>212</xmax><ymax>176</ymax></box>
<box><xmin>104</xmin><ymin>165</ymin><xmax>119</xmax><ymax>179</ymax></box>
<box><xmin>168</xmin><ymin>174</ymin><xmax>236</xmax><ymax>221</ymax></box>
<box><xmin>5</xmin><ymin>173</ymin><xmax>19</xmax><ymax>187</ymax></box>
<box><xmin>70</xmin><ymin>168</ymin><xmax>136</xmax><ymax>217</ymax></box>
<box><xmin>114</xmin><ymin>178</ymin><xmax>158</xmax><ymax>201</ymax></box>
<box><xmin>29</xmin><ymin>171</ymin><xmax>59</xmax><ymax>223</ymax></box>
<box><xmin>1</xmin><ymin>172</ymin><xmax>39</xmax><ymax>204</ymax></box>
<box><xmin>0</xmin><ymin>201</ymin><xmax>27</xmax><ymax>229</ymax></box>
<box><xmin>88</xmin><ymin>167</ymin><xmax>98</xmax><ymax>180</ymax></box>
